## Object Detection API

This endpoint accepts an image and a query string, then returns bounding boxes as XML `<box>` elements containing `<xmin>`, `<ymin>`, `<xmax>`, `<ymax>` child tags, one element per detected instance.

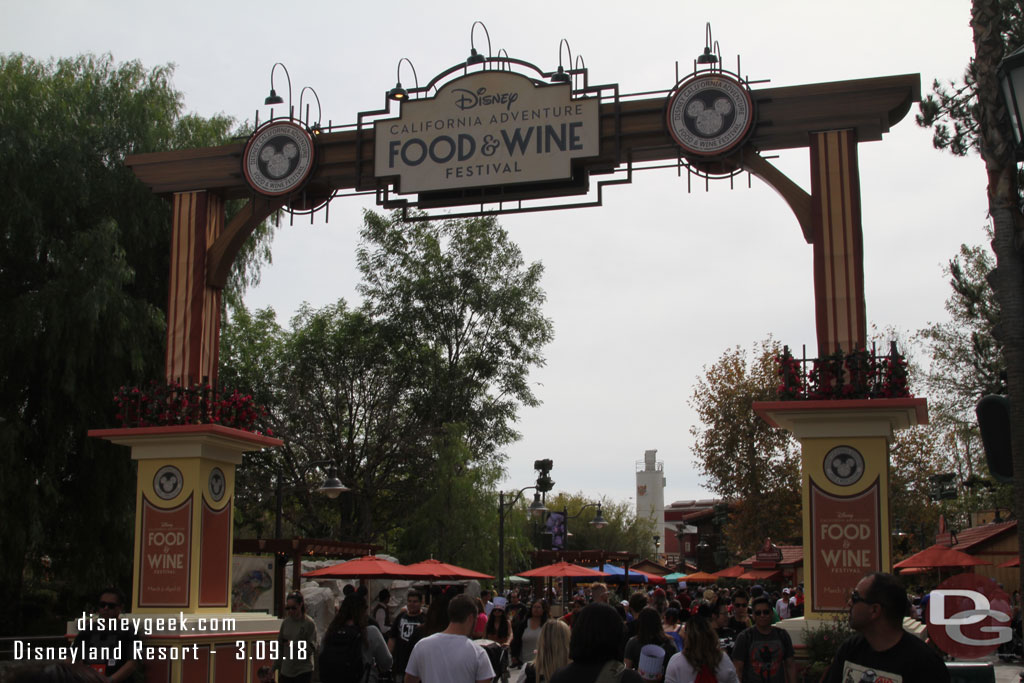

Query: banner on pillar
<box><xmin>809</xmin><ymin>480</ymin><xmax>881</xmax><ymax>611</ymax></box>
<box><xmin>139</xmin><ymin>495</ymin><xmax>193</xmax><ymax>607</ymax></box>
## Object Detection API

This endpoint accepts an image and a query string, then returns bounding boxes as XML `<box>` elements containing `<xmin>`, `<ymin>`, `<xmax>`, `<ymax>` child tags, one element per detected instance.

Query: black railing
<box><xmin>775</xmin><ymin>342</ymin><xmax>911</xmax><ymax>401</ymax></box>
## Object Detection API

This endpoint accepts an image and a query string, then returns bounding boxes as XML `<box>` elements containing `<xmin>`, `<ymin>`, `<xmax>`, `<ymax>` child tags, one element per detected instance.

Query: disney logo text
<box><xmin>453</xmin><ymin>87</ymin><xmax>519</xmax><ymax>111</ymax></box>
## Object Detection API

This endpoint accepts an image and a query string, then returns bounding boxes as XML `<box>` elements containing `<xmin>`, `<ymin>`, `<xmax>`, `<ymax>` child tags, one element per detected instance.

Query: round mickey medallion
<box><xmin>666</xmin><ymin>72</ymin><xmax>754</xmax><ymax>157</ymax></box>
<box><xmin>823</xmin><ymin>445</ymin><xmax>865</xmax><ymax>487</ymax></box>
<box><xmin>154</xmin><ymin>465</ymin><xmax>184</xmax><ymax>500</ymax></box>
<box><xmin>208</xmin><ymin>467</ymin><xmax>226</xmax><ymax>502</ymax></box>
<box><xmin>242</xmin><ymin>120</ymin><xmax>315</xmax><ymax>196</ymax></box>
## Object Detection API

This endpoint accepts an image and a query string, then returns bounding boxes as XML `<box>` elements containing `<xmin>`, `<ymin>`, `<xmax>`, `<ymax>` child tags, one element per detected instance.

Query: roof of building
<box><xmin>739</xmin><ymin>545</ymin><xmax>804</xmax><ymax>568</ymax></box>
<box><xmin>947</xmin><ymin>520</ymin><xmax>1016</xmax><ymax>552</ymax></box>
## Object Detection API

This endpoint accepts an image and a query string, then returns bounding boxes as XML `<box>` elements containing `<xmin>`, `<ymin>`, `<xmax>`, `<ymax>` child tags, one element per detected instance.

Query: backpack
<box><xmin>319</xmin><ymin>624</ymin><xmax>367</xmax><ymax>683</ymax></box>
<box><xmin>694</xmin><ymin>664</ymin><xmax>716</xmax><ymax>683</ymax></box>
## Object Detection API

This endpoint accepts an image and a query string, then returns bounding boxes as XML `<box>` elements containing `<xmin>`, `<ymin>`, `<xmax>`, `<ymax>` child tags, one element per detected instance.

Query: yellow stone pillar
<box><xmin>79</xmin><ymin>425</ymin><xmax>286</xmax><ymax>683</ymax></box>
<box><xmin>754</xmin><ymin>398</ymin><xmax>927</xmax><ymax>619</ymax></box>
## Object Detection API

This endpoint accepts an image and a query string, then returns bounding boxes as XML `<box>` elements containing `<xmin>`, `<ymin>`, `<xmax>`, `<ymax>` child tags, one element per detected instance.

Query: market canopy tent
<box><xmin>677</xmin><ymin>571</ymin><xmax>718</xmax><ymax>583</ymax></box>
<box><xmin>713</xmin><ymin>565</ymin><xmax>746</xmax><ymax>579</ymax></box>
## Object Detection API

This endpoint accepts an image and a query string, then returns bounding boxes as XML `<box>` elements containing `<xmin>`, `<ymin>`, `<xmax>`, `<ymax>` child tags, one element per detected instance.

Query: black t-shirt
<box><xmin>731</xmin><ymin>626</ymin><xmax>794</xmax><ymax>683</ymax></box>
<box><xmin>822</xmin><ymin>632</ymin><xmax>950</xmax><ymax>683</ymax></box>
<box><xmin>387</xmin><ymin>611</ymin><xmax>425</xmax><ymax>674</ymax></box>
<box><xmin>73</xmin><ymin>627</ymin><xmax>138</xmax><ymax>677</ymax></box>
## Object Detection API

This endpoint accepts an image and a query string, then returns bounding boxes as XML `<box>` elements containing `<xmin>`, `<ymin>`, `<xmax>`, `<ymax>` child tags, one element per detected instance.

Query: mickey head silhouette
<box><xmin>158</xmin><ymin>471</ymin><xmax>179</xmax><ymax>495</ymax></box>
<box><xmin>260</xmin><ymin>141</ymin><xmax>299</xmax><ymax>179</ymax></box>
<box><xmin>830</xmin><ymin>454</ymin><xmax>858</xmax><ymax>479</ymax></box>
<box><xmin>685</xmin><ymin>97</ymin><xmax>734</xmax><ymax>136</ymax></box>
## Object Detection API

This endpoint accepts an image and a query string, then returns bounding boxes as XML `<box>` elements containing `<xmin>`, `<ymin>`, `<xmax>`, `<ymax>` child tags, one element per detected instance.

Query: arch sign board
<box><xmin>374</xmin><ymin>71</ymin><xmax>600</xmax><ymax>193</ymax></box>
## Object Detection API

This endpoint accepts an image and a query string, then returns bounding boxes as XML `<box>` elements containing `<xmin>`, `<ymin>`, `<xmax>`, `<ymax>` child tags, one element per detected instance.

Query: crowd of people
<box><xmin>269</xmin><ymin>570</ymin><xmax>949</xmax><ymax>683</ymax></box>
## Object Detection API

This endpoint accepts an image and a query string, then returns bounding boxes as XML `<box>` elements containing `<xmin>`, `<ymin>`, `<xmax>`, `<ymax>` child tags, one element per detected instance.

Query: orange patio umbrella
<box><xmin>678</xmin><ymin>571</ymin><xmax>718</xmax><ymax>583</ymax></box>
<box><xmin>893</xmin><ymin>544</ymin><xmax>991</xmax><ymax>572</ymax></box>
<box><xmin>302</xmin><ymin>555</ymin><xmax>434</xmax><ymax>579</ymax></box>
<box><xmin>517</xmin><ymin>561</ymin><xmax>611</xmax><ymax>579</ymax></box>
<box><xmin>404</xmin><ymin>558</ymin><xmax>495</xmax><ymax>581</ymax></box>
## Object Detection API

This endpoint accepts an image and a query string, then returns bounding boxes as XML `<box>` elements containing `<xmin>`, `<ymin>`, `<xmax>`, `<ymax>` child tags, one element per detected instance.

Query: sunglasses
<box><xmin>98</xmin><ymin>601</ymin><xmax>120</xmax><ymax>609</ymax></box>
<box><xmin>753</xmin><ymin>609</ymin><xmax>772</xmax><ymax>616</ymax></box>
<box><xmin>850</xmin><ymin>590</ymin><xmax>875</xmax><ymax>605</ymax></box>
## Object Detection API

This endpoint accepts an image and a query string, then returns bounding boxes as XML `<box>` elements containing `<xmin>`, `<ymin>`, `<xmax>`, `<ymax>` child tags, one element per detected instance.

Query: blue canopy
<box><xmin>588</xmin><ymin>564</ymin><xmax>648</xmax><ymax>583</ymax></box>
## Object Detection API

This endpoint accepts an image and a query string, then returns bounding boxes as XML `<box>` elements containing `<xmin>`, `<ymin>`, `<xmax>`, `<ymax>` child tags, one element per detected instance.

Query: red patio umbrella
<box><xmin>998</xmin><ymin>557</ymin><xmax>1019</xmax><ymax>568</ymax></box>
<box><xmin>517</xmin><ymin>562</ymin><xmax>611</xmax><ymax>579</ymax></box>
<box><xmin>893</xmin><ymin>544</ymin><xmax>991</xmax><ymax>571</ymax></box>
<box><xmin>404</xmin><ymin>558</ymin><xmax>495</xmax><ymax>580</ymax></box>
<box><xmin>629</xmin><ymin>568</ymin><xmax>667</xmax><ymax>585</ymax></box>
<box><xmin>302</xmin><ymin>556</ymin><xmax>433</xmax><ymax>579</ymax></box>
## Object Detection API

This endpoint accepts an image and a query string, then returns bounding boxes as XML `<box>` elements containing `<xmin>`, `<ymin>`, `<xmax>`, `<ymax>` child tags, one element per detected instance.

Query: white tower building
<box><xmin>635</xmin><ymin>449</ymin><xmax>666</xmax><ymax>558</ymax></box>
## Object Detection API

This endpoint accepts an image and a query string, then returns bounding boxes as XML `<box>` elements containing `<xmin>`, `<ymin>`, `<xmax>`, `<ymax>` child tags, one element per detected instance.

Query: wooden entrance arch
<box><xmin>126</xmin><ymin>73</ymin><xmax>920</xmax><ymax>385</ymax></box>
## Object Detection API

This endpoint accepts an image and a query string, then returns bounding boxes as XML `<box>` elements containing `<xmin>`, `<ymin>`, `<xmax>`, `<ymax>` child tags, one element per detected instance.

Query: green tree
<box><xmin>356</xmin><ymin>210</ymin><xmax>555</xmax><ymax>463</ymax></box>
<box><xmin>688</xmin><ymin>339</ymin><xmax>802</xmax><ymax>559</ymax></box>
<box><xmin>0</xmin><ymin>53</ymin><xmax>269</xmax><ymax>633</ymax></box>
<box><xmin>223</xmin><ymin>211</ymin><xmax>554</xmax><ymax>560</ymax></box>
<box><xmin>395</xmin><ymin>424</ymin><xmax>503</xmax><ymax>570</ymax></box>
<box><xmin>916</xmin><ymin>239</ymin><xmax>1013</xmax><ymax>532</ymax></box>
<box><xmin>917</xmin><ymin>0</ymin><xmax>1024</xmax><ymax>587</ymax></box>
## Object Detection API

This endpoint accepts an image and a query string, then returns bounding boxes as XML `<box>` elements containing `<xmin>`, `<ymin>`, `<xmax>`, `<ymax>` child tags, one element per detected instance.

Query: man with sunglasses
<box><xmin>728</xmin><ymin>590</ymin><xmax>752</xmax><ymax>633</ymax></box>
<box><xmin>823</xmin><ymin>572</ymin><xmax>949</xmax><ymax>683</ymax></box>
<box><xmin>71</xmin><ymin>587</ymin><xmax>139</xmax><ymax>682</ymax></box>
<box><xmin>730</xmin><ymin>595</ymin><xmax>795</xmax><ymax>683</ymax></box>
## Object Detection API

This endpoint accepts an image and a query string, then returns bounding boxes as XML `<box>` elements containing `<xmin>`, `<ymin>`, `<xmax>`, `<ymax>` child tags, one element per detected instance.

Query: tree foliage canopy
<box><xmin>688</xmin><ymin>339</ymin><xmax>802</xmax><ymax>559</ymax></box>
<box><xmin>224</xmin><ymin>211</ymin><xmax>554</xmax><ymax>570</ymax></box>
<box><xmin>0</xmin><ymin>53</ymin><xmax>269</xmax><ymax>633</ymax></box>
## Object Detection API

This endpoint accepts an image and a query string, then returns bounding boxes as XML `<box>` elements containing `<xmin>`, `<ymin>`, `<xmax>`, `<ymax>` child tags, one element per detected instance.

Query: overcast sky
<box><xmin>3</xmin><ymin>0</ymin><xmax>989</xmax><ymax>509</ymax></box>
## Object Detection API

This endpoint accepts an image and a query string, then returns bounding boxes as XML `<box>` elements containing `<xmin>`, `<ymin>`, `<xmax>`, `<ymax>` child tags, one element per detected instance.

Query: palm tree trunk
<box><xmin>972</xmin><ymin>0</ymin><xmax>1024</xmax><ymax>590</ymax></box>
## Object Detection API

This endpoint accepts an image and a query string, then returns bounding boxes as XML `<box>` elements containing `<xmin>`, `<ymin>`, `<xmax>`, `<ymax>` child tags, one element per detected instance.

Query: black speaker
<box><xmin>976</xmin><ymin>394</ymin><xmax>1013</xmax><ymax>483</ymax></box>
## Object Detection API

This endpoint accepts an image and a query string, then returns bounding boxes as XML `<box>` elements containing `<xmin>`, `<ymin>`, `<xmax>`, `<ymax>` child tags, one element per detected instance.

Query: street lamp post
<box><xmin>498</xmin><ymin>488</ymin><xmax>548</xmax><ymax>594</ymax></box>
<box><xmin>553</xmin><ymin>502</ymin><xmax>609</xmax><ymax>549</ymax></box>
<box><xmin>497</xmin><ymin>459</ymin><xmax>555</xmax><ymax>594</ymax></box>
<box><xmin>272</xmin><ymin>460</ymin><xmax>349</xmax><ymax>615</ymax></box>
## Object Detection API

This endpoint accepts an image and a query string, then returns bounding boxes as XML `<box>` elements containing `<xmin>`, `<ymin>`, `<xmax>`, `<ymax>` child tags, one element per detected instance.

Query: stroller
<box><xmin>478</xmin><ymin>639</ymin><xmax>511</xmax><ymax>683</ymax></box>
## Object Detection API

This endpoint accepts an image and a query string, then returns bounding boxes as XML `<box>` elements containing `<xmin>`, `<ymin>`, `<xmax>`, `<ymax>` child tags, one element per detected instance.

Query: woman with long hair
<box><xmin>548</xmin><ymin>602</ymin><xmax>641</xmax><ymax>683</ymax></box>
<box><xmin>320</xmin><ymin>592</ymin><xmax>393</xmax><ymax>683</ymax></box>
<box><xmin>485</xmin><ymin>600</ymin><xmax>513</xmax><ymax>645</ymax></box>
<box><xmin>511</xmin><ymin>598</ymin><xmax>549</xmax><ymax>668</ymax></box>
<box><xmin>624</xmin><ymin>607</ymin><xmax>677</xmax><ymax>676</ymax></box>
<box><xmin>523</xmin><ymin>619</ymin><xmax>570</xmax><ymax>683</ymax></box>
<box><xmin>277</xmin><ymin>591</ymin><xmax>318</xmax><ymax>683</ymax></box>
<box><xmin>664</xmin><ymin>605</ymin><xmax>738</xmax><ymax>683</ymax></box>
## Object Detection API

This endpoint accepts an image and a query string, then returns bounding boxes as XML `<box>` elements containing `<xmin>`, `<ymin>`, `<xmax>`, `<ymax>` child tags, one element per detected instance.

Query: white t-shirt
<box><xmin>406</xmin><ymin>632</ymin><xmax>495</xmax><ymax>683</ymax></box>
<box><xmin>664</xmin><ymin>651</ymin><xmax>739</xmax><ymax>683</ymax></box>
<box><xmin>775</xmin><ymin>597</ymin><xmax>790</xmax><ymax>620</ymax></box>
